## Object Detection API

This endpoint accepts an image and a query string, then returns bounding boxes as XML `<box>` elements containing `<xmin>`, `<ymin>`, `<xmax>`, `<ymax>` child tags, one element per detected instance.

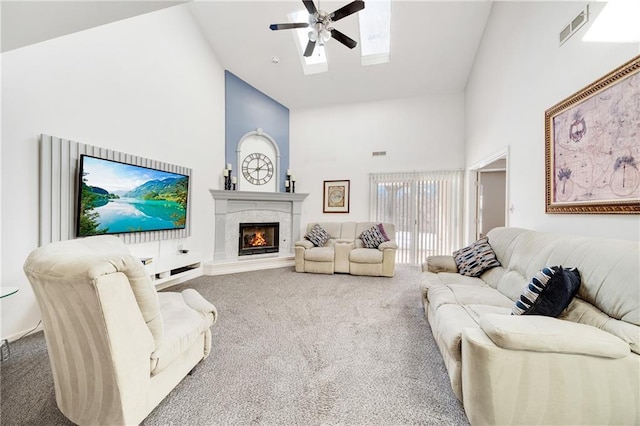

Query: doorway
<box><xmin>470</xmin><ymin>151</ymin><xmax>508</xmax><ymax>240</ymax></box>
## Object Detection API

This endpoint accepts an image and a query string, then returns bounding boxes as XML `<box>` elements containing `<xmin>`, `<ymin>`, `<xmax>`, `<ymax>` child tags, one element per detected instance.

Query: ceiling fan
<box><xmin>269</xmin><ymin>0</ymin><xmax>365</xmax><ymax>57</ymax></box>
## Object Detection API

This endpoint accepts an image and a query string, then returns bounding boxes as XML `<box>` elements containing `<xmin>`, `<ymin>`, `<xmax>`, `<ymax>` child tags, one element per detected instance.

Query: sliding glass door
<box><xmin>369</xmin><ymin>171</ymin><xmax>463</xmax><ymax>265</ymax></box>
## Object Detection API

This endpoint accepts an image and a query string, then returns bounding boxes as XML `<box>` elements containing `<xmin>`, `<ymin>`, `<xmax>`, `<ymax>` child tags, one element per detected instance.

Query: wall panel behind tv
<box><xmin>39</xmin><ymin>134</ymin><xmax>191</xmax><ymax>246</ymax></box>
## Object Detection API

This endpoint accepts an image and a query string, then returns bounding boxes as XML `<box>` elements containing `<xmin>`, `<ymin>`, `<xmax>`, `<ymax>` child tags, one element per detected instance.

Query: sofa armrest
<box><xmin>378</xmin><ymin>240</ymin><xmax>398</xmax><ymax>250</ymax></box>
<box><xmin>478</xmin><ymin>313</ymin><xmax>630</xmax><ymax>358</ymax></box>
<box><xmin>295</xmin><ymin>239</ymin><xmax>314</xmax><ymax>249</ymax></box>
<box><xmin>334</xmin><ymin>241</ymin><xmax>354</xmax><ymax>273</ymax></box>
<box><xmin>182</xmin><ymin>288</ymin><xmax>218</xmax><ymax>325</ymax></box>
<box><xmin>422</xmin><ymin>255</ymin><xmax>458</xmax><ymax>273</ymax></box>
<box><xmin>462</xmin><ymin>325</ymin><xmax>639</xmax><ymax>426</ymax></box>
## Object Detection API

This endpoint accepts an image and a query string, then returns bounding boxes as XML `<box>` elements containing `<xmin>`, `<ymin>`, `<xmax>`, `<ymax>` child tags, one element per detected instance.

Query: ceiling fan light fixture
<box><xmin>273</xmin><ymin>0</ymin><xmax>365</xmax><ymax>64</ymax></box>
<box><xmin>320</xmin><ymin>27</ymin><xmax>332</xmax><ymax>42</ymax></box>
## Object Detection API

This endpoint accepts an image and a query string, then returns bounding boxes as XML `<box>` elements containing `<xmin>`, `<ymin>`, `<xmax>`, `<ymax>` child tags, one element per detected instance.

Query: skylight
<box><xmin>583</xmin><ymin>0</ymin><xmax>640</xmax><ymax>43</ymax></box>
<box><xmin>359</xmin><ymin>0</ymin><xmax>391</xmax><ymax>66</ymax></box>
<box><xmin>288</xmin><ymin>10</ymin><xmax>328</xmax><ymax>75</ymax></box>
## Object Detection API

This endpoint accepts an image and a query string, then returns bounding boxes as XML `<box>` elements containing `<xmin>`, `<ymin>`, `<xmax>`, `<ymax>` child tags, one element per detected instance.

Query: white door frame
<box><xmin>467</xmin><ymin>147</ymin><xmax>510</xmax><ymax>243</ymax></box>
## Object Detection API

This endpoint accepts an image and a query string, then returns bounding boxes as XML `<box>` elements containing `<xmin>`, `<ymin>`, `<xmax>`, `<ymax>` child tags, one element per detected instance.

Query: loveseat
<box><xmin>421</xmin><ymin>227</ymin><xmax>639</xmax><ymax>425</ymax></box>
<box><xmin>295</xmin><ymin>222</ymin><xmax>397</xmax><ymax>277</ymax></box>
<box><xmin>23</xmin><ymin>235</ymin><xmax>218</xmax><ymax>425</ymax></box>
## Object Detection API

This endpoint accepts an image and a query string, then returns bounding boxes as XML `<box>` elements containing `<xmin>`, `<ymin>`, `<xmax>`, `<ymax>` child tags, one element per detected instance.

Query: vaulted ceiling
<box><xmin>1</xmin><ymin>1</ymin><xmax>493</xmax><ymax>109</ymax></box>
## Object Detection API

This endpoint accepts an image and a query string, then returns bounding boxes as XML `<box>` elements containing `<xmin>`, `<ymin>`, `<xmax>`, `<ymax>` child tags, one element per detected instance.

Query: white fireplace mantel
<box><xmin>209</xmin><ymin>190</ymin><xmax>309</xmax><ymax>263</ymax></box>
<box><xmin>210</xmin><ymin>190</ymin><xmax>309</xmax><ymax>204</ymax></box>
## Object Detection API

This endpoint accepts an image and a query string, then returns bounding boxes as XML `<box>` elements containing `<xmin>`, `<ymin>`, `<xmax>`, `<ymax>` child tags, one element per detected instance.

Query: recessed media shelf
<box><xmin>144</xmin><ymin>252</ymin><xmax>202</xmax><ymax>289</ymax></box>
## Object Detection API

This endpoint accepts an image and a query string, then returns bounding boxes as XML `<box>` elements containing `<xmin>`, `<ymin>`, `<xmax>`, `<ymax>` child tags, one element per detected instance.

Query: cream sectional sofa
<box><xmin>421</xmin><ymin>227</ymin><xmax>639</xmax><ymax>425</ymax></box>
<box><xmin>295</xmin><ymin>222</ymin><xmax>397</xmax><ymax>277</ymax></box>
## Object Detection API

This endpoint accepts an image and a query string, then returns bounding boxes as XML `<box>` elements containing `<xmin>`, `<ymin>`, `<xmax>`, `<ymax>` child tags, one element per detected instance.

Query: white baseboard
<box><xmin>5</xmin><ymin>322</ymin><xmax>44</xmax><ymax>343</ymax></box>
<box><xmin>203</xmin><ymin>254</ymin><xmax>294</xmax><ymax>276</ymax></box>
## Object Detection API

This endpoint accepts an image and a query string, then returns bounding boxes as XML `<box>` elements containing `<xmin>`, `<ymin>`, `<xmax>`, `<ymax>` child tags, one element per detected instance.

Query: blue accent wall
<box><xmin>225</xmin><ymin>70</ymin><xmax>290</xmax><ymax>191</ymax></box>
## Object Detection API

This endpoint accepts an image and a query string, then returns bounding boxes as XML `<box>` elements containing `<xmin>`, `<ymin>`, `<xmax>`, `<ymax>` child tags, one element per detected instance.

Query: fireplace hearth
<box><xmin>239</xmin><ymin>222</ymin><xmax>279</xmax><ymax>256</ymax></box>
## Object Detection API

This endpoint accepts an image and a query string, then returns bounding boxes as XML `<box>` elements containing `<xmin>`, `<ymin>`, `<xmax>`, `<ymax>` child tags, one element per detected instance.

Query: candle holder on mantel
<box><xmin>285</xmin><ymin>170</ymin><xmax>296</xmax><ymax>193</ymax></box>
<box><xmin>223</xmin><ymin>163</ymin><xmax>233</xmax><ymax>191</ymax></box>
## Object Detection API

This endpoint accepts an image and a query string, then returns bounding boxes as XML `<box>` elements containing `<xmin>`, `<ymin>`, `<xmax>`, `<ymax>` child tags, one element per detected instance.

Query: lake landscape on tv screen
<box><xmin>78</xmin><ymin>156</ymin><xmax>188</xmax><ymax>236</ymax></box>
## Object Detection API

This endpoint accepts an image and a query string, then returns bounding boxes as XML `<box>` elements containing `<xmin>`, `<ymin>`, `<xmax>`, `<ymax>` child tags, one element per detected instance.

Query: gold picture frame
<box><xmin>545</xmin><ymin>54</ymin><xmax>640</xmax><ymax>214</ymax></box>
<box><xmin>323</xmin><ymin>180</ymin><xmax>350</xmax><ymax>213</ymax></box>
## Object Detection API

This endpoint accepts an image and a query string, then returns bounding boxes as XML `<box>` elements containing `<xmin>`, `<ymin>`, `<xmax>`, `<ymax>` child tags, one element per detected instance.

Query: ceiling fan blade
<box><xmin>269</xmin><ymin>22</ymin><xmax>309</xmax><ymax>31</ymax></box>
<box><xmin>330</xmin><ymin>0</ymin><xmax>365</xmax><ymax>22</ymax></box>
<box><xmin>330</xmin><ymin>29</ymin><xmax>357</xmax><ymax>49</ymax></box>
<box><xmin>302</xmin><ymin>0</ymin><xmax>317</xmax><ymax>15</ymax></box>
<box><xmin>303</xmin><ymin>39</ymin><xmax>316</xmax><ymax>57</ymax></box>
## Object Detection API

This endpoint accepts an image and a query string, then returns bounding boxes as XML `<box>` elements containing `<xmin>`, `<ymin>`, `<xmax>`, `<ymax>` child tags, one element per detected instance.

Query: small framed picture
<box><xmin>323</xmin><ymin>180</ymin><xmax>350</xmax><ymax>213</ymax></box>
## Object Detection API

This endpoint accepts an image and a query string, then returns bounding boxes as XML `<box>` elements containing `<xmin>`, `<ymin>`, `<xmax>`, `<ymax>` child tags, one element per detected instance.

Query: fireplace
<box><xmin>238</xmin><ymin>222</ymin><xmax>280</xmax><ymax>256</ymax></box>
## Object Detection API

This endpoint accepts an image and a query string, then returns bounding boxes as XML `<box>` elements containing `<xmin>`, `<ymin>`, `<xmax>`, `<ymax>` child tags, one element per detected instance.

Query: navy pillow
<box><xmin>512</xmin><ymin>266</ymin><xmax>581</xmax><ymax>317</ymax></box>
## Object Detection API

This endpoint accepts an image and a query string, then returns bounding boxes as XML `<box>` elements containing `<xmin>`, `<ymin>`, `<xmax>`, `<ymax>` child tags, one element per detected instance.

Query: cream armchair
<box><xmin>23</xmin><ymin>236</ymin><xmax>217</xmax><ymax>426</ymax></box>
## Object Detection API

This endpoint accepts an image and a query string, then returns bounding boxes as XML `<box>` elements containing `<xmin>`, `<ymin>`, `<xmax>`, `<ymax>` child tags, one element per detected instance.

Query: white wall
<box><xmin>290</xmin><ymin>94</ymin><xmax>465</xmax><ymax>225</ymax></box>
<box><xmin>466</xmin><ymin>2</ymin><xmax>640</xmax><ymax>240</ymax></box>
<box><xmin>478</xmin><ymin>170</ymin><xmax>506</xmax><ymax>238</ymax></box>
<box><xmin>1</xmin><ymin>5</ymin><xmax>225</xmax><ymax>339</ymax></box>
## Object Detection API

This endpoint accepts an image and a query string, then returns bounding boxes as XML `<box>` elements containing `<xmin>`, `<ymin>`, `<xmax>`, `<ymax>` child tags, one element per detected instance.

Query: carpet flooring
<box><xmin>1</xmin><ymin>265</ymin><xmax>468</xmax><ymax>425</ymax></box>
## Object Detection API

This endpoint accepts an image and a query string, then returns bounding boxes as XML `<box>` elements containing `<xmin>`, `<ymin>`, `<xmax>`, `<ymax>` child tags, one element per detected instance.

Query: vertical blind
<box><xmin>369</xmin><ymin>170</ymin><xmax>464</xmax><ymax>265</ymax></box>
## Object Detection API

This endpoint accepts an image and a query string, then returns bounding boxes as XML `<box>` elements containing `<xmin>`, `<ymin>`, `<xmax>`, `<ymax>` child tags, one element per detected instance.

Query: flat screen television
<box><xmin>76</xmin><ymin>155</ymin><xmax>189</xmax><ymax>237</ymax></box>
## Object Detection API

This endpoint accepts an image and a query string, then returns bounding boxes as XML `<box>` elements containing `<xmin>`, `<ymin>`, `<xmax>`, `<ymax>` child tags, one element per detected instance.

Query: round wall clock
<box><xmin>242</xmin><ymin>152</ymin><xmax>274</xmax><ymax>185</ymax></box>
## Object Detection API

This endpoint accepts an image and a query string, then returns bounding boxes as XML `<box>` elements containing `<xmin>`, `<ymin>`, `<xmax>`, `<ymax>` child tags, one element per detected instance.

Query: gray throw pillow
<box><xmin>360</xmin><ymin>224</ymin><xmax>389</xmax><ymax>248</ymax></box>
<box><xmin>304</xmin><ymin>224</ymin><xmax>331</xmax><ymax>247</ymax></box>
<box><xmin>452</xmin><ymin>237</ymin><xmax>501</xmax><ymax>277</ymax></box>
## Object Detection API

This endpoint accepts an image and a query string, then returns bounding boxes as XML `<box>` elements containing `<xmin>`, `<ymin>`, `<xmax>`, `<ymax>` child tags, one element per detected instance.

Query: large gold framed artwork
<box><xmin>545</xmin><ymin>54</ymin><xmax>640</xmax><ymax>214</ymax></box>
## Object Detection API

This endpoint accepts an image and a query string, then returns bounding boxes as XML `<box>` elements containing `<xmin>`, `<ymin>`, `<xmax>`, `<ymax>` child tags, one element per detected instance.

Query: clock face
<box><xmin>242</xmin><ymin>153</ymin><xmax>274</xmax><ymax>186</ymax></box>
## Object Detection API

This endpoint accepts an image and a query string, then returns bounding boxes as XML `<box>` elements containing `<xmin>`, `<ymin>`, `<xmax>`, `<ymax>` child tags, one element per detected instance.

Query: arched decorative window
<box><xmin>236</xmin><ymin>128</ymin><xmax>280</xmax><ymax>192</ymax></box>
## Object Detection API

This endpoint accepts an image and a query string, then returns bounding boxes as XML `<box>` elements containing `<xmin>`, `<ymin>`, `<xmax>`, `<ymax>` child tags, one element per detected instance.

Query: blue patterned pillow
<box><xmin>304</xmin><ymin>224</ymin><xmax>331</xmax><ymax>247</ymax></box>
<box><xmin>452</xmin><ymin>237</ymin><xmax>501</xmax><ymax>277</ymax></box>
<box><xmin>360</xmin><ymin>224</ymin><xmax>389</xmax><ymax>248</ymax></box>
<box><xmin>512</xmin><ymin>266</ymin><xmax>581</xmax><ymax>317</ymax></box>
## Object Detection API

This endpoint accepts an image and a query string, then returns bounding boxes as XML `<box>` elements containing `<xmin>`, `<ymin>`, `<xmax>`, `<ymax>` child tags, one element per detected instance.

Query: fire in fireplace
<box><xmin>238</xmin><ymin>222</ymin><xmax>279</xmax><ymax>256</ymax></box>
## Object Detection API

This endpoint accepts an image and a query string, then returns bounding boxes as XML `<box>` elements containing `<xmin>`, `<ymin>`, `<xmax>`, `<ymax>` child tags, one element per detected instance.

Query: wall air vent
<box><xmin>372</xmin><ymin>151</ymin><xmax>387</xmax><ymax>156</ymax></box>
<box><xmin>560</xmin><ymin>5</ymin><xmax>589</xmax><ymax>46</ymax></box>
<box><xmin>560</xmin><ymin>24</ymin><xmax>572</xmax><ymax>43</ymax></box>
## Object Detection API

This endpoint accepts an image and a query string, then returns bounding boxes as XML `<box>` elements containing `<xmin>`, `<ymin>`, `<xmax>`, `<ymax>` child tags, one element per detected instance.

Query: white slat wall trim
<box><xmin>39</xmin><ymin>134</ymin><xmax>191</xmax><ymax>246</ymax></box>
<box><xmin>60</xmin><ymin>139</ymin><xmax>71</xmax><ymax>240</ymax></box>
<box><xmin>40</xmin><ymin>135</ymin><xmax>53</xmax><ymax>245</ymax></box>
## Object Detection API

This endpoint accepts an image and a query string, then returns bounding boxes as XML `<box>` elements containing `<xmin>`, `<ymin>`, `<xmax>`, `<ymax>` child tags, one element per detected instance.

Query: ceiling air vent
<box><xmin>560</xmin><ymin>5</ymin><xmax>589</xmax><ymax>46</ymax></box>
<box><xmin>372</xmin><ymin>151</ymin><xmax>387</xmax><ymax>157</ymax></box>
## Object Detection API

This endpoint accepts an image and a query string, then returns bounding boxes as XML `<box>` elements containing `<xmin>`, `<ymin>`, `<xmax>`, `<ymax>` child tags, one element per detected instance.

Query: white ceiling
<box><xmin>0</xmin><ymin>1</ymin><xmax>188</xmax><ymax>52</ymax></box>
<box><xmin>1</xmin><ymin>0</ymin><xmax>493</xmax><ymax>110</ymax></box>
